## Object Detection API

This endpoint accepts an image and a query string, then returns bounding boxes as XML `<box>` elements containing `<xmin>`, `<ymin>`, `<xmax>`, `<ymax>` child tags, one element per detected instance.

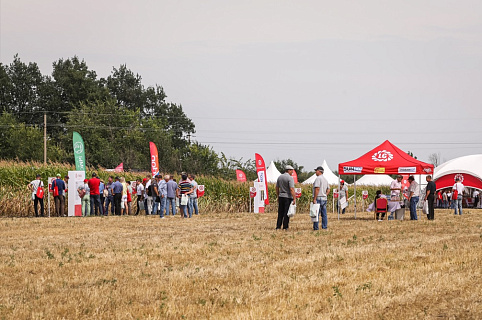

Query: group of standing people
<box><xmin>29</xmin><ymin>172</ymin><xmax>200</xmax><ymax>218</ymax></box>
<box><xmin>134</xmin><ymin>172</ymin><xmax>199</xmax><ymax>218</ymax></box>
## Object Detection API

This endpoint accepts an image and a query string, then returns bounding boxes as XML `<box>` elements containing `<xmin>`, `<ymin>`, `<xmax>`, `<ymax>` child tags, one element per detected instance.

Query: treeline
<box><xmin>0</xmin><ymin>55</ymin><xmax>224</xmax><ymax>175</ymax></box>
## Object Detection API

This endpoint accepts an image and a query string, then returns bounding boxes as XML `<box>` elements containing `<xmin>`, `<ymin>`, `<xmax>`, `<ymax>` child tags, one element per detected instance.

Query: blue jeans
<box><xmin>166</xmin><ymin>197</ymin><xmax>176</xmax><ymax>216</ymax></box>
<box><xmin>410</xmin><ymin>196</ymin><xmax>419</xmax><ymax>220</ymax></box>
<box><xmin>180</xmin><ymin>205</ymin><xmax>188</xmax><ymax>218</ymax></box>
<box><xmin>152</xmin><ymin>200</ymin><xmax>159</xmax><ymax>216</ymax></box>
<box><xmin>104</xmin><ymin>195</ymin><xmax>114</xmax><ymax>215</ymax></box>
<box><xmin>188</xmin><ymin>198</ymin><xmax>198</xmax><ymax>217</ymax></box>
<box><xmin>454</xmin><ymin>196</ymin><xmax>463</xmax><ymax>215</ymax></box>
<box><xmin>313</xmin><ymin>199</ymin><xmax>327</xmax><ymax>230</ymax></box>
<box><xmin>90</xmin><ymin>194</ymin><xmax>101</xmax><ymax>216</ymax></box>
<box><xmin>159</xmin><ymin>196</ymin><xmax>166</xmax><ymax>217</ymax></box>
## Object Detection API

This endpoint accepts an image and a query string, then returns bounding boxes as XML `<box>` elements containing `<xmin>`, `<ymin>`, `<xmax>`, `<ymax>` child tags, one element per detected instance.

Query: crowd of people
<box><xmin>28</xmin><ymin>172</ymin><xmax>200</xmax><ymax>218</ymax></box>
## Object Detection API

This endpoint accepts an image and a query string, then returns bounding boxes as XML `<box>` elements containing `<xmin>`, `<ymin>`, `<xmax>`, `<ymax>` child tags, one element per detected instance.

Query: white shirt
<box><xmin>390</xmin><ymin>180</ymin><xmax>402</xmax><ymax>196</ymax></box>
<box><xmin>408</xmin><ymin>181</ymin><xmax>420</xmax><ymax>197</ymax></box>
<box><xmin>137</xmin><ymin>183</ymin><xmax>144</xmax><ymax>196</ymax></box>
<box><xmin>453</xmin><ymin>182</ymin><xmax>464</xmax><ymax>194</ymax></box>
<box><xmin>473</xmin><ymin>190</ymin><xmax>479</xmax><ymax>197</ymax></box>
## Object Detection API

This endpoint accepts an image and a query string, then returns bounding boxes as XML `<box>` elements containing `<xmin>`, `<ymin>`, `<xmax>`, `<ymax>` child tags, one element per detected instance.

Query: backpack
<box><xmin>147</xmin><ymin>184</ymin><xmax>153</xmax><ymax>197</ymax></box>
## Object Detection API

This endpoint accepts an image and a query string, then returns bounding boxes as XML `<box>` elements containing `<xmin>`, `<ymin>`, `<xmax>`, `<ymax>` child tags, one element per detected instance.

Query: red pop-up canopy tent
<box><xmin>338</xmin><ymin>140</ymin><xmax>434</xmax><ymax>175</ymax></box>
<box><xmin>338</xmin><ymin>140</ymin><xmax>434</xmax><ymax>219</ymax></box>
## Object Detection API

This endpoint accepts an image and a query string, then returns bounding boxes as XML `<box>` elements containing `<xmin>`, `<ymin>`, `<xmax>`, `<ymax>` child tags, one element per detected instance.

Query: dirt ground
<box><xmin>0</xmin><ymin>209</ymin><xmax>481</xmax><ymax>319</ymax></box>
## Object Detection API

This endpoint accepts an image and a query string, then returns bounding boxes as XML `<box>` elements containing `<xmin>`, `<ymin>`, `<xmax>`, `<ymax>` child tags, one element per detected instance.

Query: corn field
<box><xmin>0</xmin><ymin>160</ymin><xmax>390</xmax><ymax>217</ymax></box>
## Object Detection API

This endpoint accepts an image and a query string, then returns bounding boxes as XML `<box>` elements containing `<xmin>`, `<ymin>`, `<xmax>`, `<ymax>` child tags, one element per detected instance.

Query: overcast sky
<box><xmin>2</xmin><ymin>0</ymin><xmax>481</xmax><ymax>172</ymax></box>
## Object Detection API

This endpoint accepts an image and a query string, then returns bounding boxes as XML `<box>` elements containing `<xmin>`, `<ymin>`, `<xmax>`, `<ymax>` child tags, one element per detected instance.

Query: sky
<box><xmin>1</xmin><ymin>0</ymin><xmax>482</xmax><ymax>172</ymax></box>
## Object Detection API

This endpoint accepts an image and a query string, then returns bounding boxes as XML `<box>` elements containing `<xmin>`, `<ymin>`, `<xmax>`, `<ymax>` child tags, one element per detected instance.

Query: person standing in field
<box><xmin>276</xmin><ymin>165</ymin><xmax>296</xmax><ymax>230</ymax></box>
<box><xmin>452</xmin><ymin>178</ymin><xmax>465</xmax><ymax>215</ymax></box>
<box><xmin>145</xmin><ymin>176</ymin><xmax>154</xmax><ymax>215</ymax></box>
<box><xmin>62</xmin><ymin>175</ymin><xmax>69</xmax><ymax>214</ymax></box>
<box><xmin>135</xmin><ymin>178</ymin><xmax>144</xmax><ymax>215</ymax></box>
<box><xmin>442</xmin><ymin>190</ymin><xmax>448</xmax><ymax>209</ymax></box>
<box><xmin>472</xmin><ymin>189</ymin><xmax>479</xmax><ymax>209</ymax></box>
<box><xmin>112</xmin><ymin>177</ymin><xmax>123</xmax><ymax>216</ymax></box>
<box><xmin>158</xmin><ymin>175</ymin><xmax>169</xmax><ymax>218</ymax></box>
<box><xmin>166</xmin><ymin>175</ymin><xmax>178</xmax><ymax>216</ymax></box>
<box><xmin>104</xmin><ymin>176</ymin><xmax>115</xmax><ymax>216</ymax></box>
<box><xmin>99</xmin><ymin>179</ymin><xmax>105</xmax><ymax>215</ymax></box>
<box><xmin>88</xmin><ymin>172</ymin><xmax>102</xmax><ymax>216</ymax></box>
<box><xmin>126</xmin><ymin>181</ymin><xmax>133</xmax><ymax>215</ymax></box>
<box><xmin>178</xmin><ymin>174</ymin><xmax>194</xmax><ymax>218</ymax></box>
<box><xmin>29</xmin><ymin>174</ymin><xmax>44</xmax><ymax>217</ymax></box>
<box><xmin>51</xmin><ymin>173</ymin><xmax>66</xmax><ymax>217</ymax></box>
<box><xmin>312</xmin><ymin>166</ymin><xmax>330</xmax><ymax>230</ymax></box>
<box><xmin>424</xmin><ymin>175</ymin><xmax>436</xmax><ymax>220</ymax></box>
<box><xmin>407</xmin><ymin>176</ymin><xmax>420</xmax><ymax>220</ymax></box>
<box><xmin>120</xmin><ymin>177</ymin><xmax>128</xmax><ymax>215</ymax></box>
<box><xmin>390</xmin><ymin>175</ymin><xmax>403</xmax><ymax>200</ymax></box>
<box><xmin>188</xmin><ymin>174</ymin><xmax>199</xmax><ymax>216</ymax></box>
<box><xmin>151</xmin><ymin>175</ymin><xmax>161</xmax><ymax>216</ymax></box>
<box><xmin>77</xmin><ymin>179</ymin><xmax>91</xmax><ymax>216</ymax></box>
<box><xmin>337</xmin><ymin>180</ymin><xmax>348</xmax><ymax>214</ymax></box>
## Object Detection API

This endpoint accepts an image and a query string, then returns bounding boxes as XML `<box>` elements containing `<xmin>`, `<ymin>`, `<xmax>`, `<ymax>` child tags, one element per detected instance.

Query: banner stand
<box><xmin>68</xmin><ymin>171</ymin><xmax>85</xmax><ymax>217</ymax></box>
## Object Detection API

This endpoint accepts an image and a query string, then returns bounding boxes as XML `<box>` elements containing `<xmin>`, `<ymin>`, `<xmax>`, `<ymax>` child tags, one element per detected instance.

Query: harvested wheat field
<box><xmin>1</xmin><ymin>209</ymin><xmax>481</xmax><ymax>319</ymax></box>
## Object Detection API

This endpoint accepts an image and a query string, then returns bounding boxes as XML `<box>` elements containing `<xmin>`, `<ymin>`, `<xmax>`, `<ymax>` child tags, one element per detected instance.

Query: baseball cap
<box><xmin>56</xmin><ymin>173</ymin><xmax>61</xmax><ymax>177</ymax></box>
<box><xmin>285</xmin><ymin>165</ymin><xmax>294</xmax><ymax>170</ymax></box>
<box><xmin>314</xmin><ymin>166</ymin><xmax>324</xmax><ymax>172</ymax></box>
<box><xmin>340</xmin><ymin>180</ymin><xmax>345</xmax><ymax>184</ymax></box>
<box><xmin>83</xmin><ymin>179</ymin><xmax>88</xmax><ymax>183</ymax></box>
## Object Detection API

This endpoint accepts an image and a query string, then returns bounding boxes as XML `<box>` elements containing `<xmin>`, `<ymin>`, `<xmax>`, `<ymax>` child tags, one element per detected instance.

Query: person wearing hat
<box><xmin>29</xmin><ymin>174</ymin><xmax>44</xmax><ymax>217</ymax></box>
<box><xmin>51</xmin><ymin>173</ymin><xmax>66</xmax><ymax>217</ymax></box>
<box><xmin>111</xmin><ymin>176</ymin><xmax>124</xmax><ymax>216</ymax></box>
<box><xmin>337</xmin><ymin>180</ymin><xmax>349</xmax><ymax>214</ymax></box>
<box><xmin>452</xmin><ymin>177</ymin><xmax>464</xmax><ymax>216</ymax></box>
<box><xmin>312</xmin><ymin>166</ymin><xmax>330</xmax><ymax>230</ymax></box>
<box><xmin>77</xmin><ymin>179</ymin><xmax>91</xmax><ymax>216</ymax></box>
<box><xmin>276</xmin><ymin>165</ymin><xmax>296</xmax><ymax>230</ymax></box>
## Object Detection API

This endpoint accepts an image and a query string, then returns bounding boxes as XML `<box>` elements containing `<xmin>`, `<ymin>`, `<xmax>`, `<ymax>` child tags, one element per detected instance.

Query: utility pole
<box><xmin>44</xmin><ymin>112</ymin><xmax>47</xmax><ymax>164</ymax></box>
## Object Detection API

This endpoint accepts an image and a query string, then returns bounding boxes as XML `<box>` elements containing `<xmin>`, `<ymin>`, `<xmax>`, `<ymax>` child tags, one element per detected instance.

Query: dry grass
<box><xmin>0</xmin><ymin>209</ymin><xmax>481</xmax><ymax>319</ymax></box>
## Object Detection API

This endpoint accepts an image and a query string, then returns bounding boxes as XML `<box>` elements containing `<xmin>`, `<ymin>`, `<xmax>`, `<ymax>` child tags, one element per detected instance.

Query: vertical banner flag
<box><xmin>72</xmin><ymin>131</ymin><xmax>86</xmax><ymax>172</ymax></box>
<box><xmin>197</xmin><ymin>185</ymin><xmax>205</xmax><ymax>197</ymax></box>
<box><xmin>291</xmin><ymin>170</ymin><xmax>298</xmax><ymax>183</ymax></box>
<box><xmin>255</xmin><ymin>153</ymin><xmax>269</xmax><ymax>205</ymax></box>
<box><xmin>236</xmin><ymin>169</ymin><xmax>247</xmax><ymax>182</ymax></box>
<box><xmin>149</xmin><ymin>142</ymin><xmax>159</xmax><ymax>177</ymax></box>
<box><xmin>114</xmin><ymin>163</ymin><xmax>124</xmax><ymax>172</ymax></box>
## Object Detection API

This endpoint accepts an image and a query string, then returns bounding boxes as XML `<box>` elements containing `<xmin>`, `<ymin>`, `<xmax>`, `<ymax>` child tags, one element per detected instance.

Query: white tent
<box><xmin>434</xmin><ymin>154</ymin><xmax>482</xmax><ymax>180</ymax></box>
<box><xmin>302</xmin><ymin>160</ymin><xmax>339</xmax><ymax>185</ymax></box>
<box><xmin>266</xmin><ymin>161</ymin><xmax>282</xmax><ymax>183</ymax></box>
<box><xmin>355</xmin><ymin>174</ymin><xmax>394</xmax><ymax>186</ymax></box>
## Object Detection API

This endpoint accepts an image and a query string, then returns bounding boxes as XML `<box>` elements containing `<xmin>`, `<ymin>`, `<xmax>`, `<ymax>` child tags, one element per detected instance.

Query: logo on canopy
<box><xmin>372</xmin><ymin>150</ymin><xmax>393</xmax><ymax>162</ymax></box>
<box><xmin>454</xmin><ymin>174</ymin><xmax>464</xmax><ymax>183</ymax></box>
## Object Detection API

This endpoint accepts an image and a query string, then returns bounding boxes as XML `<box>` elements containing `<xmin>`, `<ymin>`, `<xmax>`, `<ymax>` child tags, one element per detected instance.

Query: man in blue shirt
<box><xmin>51</xmin><ymin>173</ymin><xmax>66</xmax><ymax>217</ymax></box>
<box><xmin>158</xmin><ymin>175</ymin><xmax>169</xmax><ymax>218</ymax></box>
<box><xmin>166</xmin><ymin>176</ymin><xmax>178</xmax><ymax>216</ymax></box>
<box><xmin>111</xmin><ymin>177</ymin><xmax>123</xmax><ymax>216</ymax></box>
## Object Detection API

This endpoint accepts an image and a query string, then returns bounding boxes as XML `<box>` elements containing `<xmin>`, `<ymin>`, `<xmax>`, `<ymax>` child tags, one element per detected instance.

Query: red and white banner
<box><xmin>291</xmin><ymin>170</ymin><xmax>298</xmax><ymax>184</ymax></box>
<box><xmin>362</xmin><ymin>190</ymin><xmax>369</xmax><ymax>200</ymax></box>
<box><xmin>295</xmin><ymin>187</ymin><xmax>302</xmax><ymax>199</ymax></box>
<box><xmin>333</xmin><ymin>191</ymin><xmax>339</xmax><ymax>198</ymax></box>
<box><xmin>68</xmin><ymin>170</ymin><xmax>85</xmax><ymax>217</ymax></box>
<box><xmin>114</xmin><ymin>163</ymin><xmax>124</xmax><ymax>172</ymax></box>
<box><xmin>149</xmin><ymin>142</ymin><xmax>159</xmax><ymax>177</ymax></box>
<box><xmin>197</xmin><ymin>185</ymin><xmax>205</xmax><ymax>197</ymax></box>
<box><xmin>249</xmin><ymin>187</ymin><xmax>257</xmax><ymax>198</ymax></box>
<box><xmin>255</xmin><ymin>153</ymin><xmax>269</xmax><ymax>205</ymax></box>
<box><xmin>236</xmin><ymin>169</ymin><xmax>247</xmax><ymax>182</ymax></box>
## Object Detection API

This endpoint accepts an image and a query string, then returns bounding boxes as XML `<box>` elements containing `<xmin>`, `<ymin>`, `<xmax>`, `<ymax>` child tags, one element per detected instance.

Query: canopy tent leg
<box><xmin>337</xmin><ymin>177</ymin><xmax>340</xmax><ymax>220</ymax></box>
<box><xmin>354</xmin><ymin>175</ymin><xmax>357</xmax><ymax>219</ymax></box>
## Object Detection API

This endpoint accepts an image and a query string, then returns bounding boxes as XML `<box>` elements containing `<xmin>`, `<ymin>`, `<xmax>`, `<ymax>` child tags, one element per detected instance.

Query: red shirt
<box><xmin>88</xmin><ymin>177</ymin><xmax>101</xmax><ymax>195</ymax></box>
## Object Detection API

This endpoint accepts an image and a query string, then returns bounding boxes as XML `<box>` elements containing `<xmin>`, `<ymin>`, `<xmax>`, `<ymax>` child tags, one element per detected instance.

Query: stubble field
<box><xmin>0</xmin><ymin>209</ymin><xmax>481</xmax><ymax>319</ymax></box>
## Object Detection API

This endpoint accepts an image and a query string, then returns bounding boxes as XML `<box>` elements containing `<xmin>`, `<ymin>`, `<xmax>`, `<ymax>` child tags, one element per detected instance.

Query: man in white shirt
<box><xmin>390</xmin><ymin>175</ymin><xmax>403</xmax><ymax>199</ymax></box>
<box><xmin>407</xmin><ymin>176</ymin><xmax>420</xmax><ymax>220</ymax></box>
<box><xmin>473</xmin><ymin>189</ymin><xmax>480</xmax><ymax>208</ymax></box>
<box><xmin>135</xmin><ymin>178</ymin><xmax>144</xmax><ymax>215</ymax></box>
<box><xmin>312</xmin><ymin>166</ymin><xmax>330</xmax><ymax>230</ymax></box>
<box><xmin>29</xmin><ymin>174</ymin><xmax>44</xmax><ymax>217</ymax></box>
<box><xmin>337</xmin><ymin>180</ymin><xmax>348</xmax><ymax>214</ymax></box>
<box><xmin>452</xmin><ymin>178</ymin><xmax>465</xmax><ymax>215</ymax></box>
